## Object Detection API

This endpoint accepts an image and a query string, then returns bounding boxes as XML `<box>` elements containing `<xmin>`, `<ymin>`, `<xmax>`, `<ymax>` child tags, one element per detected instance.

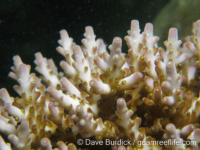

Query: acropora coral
<box><xmin>1</xmin><ymin>19</ymin><xmax>200</xmax><ymax>150</ymax></box>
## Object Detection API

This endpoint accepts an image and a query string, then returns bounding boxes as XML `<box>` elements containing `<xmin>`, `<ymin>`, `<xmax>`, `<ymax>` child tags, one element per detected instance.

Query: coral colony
<box><xmin>1</xmin><ymin>19</ymin><xmax>200</xmax><ymax>150</ymax></box>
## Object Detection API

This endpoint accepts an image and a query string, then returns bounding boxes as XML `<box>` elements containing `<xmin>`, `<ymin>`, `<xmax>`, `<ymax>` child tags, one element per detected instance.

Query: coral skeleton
<box><xmin>1</xmin><ymin>19</ymin><xmax>200</xmax><ymax>150</ymax></box>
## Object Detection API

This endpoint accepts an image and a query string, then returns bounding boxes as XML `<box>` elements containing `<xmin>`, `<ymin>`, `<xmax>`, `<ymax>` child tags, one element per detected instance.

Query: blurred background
<box><xmin>0</xmin><ymin>0</ymin><xmax>199</xmax><ymax>96</ymax></box>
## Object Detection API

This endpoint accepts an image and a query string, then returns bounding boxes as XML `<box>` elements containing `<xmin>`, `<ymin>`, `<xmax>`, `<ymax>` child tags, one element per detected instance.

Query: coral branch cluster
<box><xmin>1</xmin><ymin>19</ymin><xmax>200</xmax><ymax>150</ymax></box>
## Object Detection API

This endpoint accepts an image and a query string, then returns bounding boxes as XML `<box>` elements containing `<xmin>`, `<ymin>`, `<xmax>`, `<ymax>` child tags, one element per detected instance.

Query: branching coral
<box><xmin>1</xmin><ymin>19</ymin><xmax>200</xmax><ymax>150</ymax></box>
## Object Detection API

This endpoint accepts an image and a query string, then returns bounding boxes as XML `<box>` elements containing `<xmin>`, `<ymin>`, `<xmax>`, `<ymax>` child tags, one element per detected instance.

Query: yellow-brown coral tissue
<box><xmin>1</xmin><ymin>19</ymin><xmax>200</xmax><ymax>150</ymax></box>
